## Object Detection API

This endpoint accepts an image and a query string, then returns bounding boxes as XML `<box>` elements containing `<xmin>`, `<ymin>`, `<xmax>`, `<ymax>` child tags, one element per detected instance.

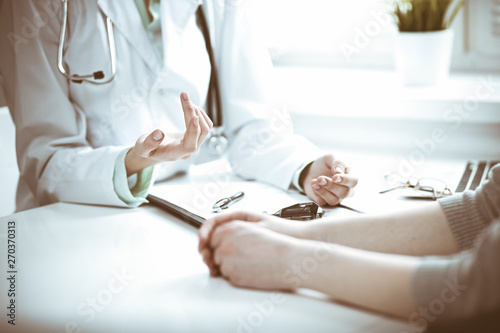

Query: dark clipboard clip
<box><xmin>270</xmin><ymin>202</ymin><xmax>324</xmax><ymax>221</ymax></box>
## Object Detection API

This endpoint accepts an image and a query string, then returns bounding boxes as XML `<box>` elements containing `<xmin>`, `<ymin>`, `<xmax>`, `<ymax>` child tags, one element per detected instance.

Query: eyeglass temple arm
<box><xmin>379</xmin><ymin>186</ymin><xmax>406</xmax><ymax>194</ymax></box>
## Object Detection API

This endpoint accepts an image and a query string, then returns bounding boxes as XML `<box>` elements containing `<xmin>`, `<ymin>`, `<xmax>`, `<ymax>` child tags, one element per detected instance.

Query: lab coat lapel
<box><xmin>97</xmin><ymin>0</ymin><xmax>161</xmax><ymax>73</ymax></box>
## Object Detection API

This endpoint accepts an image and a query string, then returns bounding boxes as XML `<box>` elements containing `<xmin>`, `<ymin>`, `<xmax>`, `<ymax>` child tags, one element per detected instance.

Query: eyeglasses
<box><xmin>380</xmin><ymin>173</ymin><xmax>453</xmax><ymax>200</ymax></box>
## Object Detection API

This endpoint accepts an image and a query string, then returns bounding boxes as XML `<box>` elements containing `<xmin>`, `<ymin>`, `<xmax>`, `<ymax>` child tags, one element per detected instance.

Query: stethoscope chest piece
<box><xmin>206</xmin><ymin>126</ymin><xmax>229</xmax><ymax>157</ymax></box>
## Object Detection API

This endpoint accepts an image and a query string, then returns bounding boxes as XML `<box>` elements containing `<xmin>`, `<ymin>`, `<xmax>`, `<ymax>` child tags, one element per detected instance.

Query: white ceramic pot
<box><xmin>395</xmin><ymin>29</ymin><xmax>454</xmax><ymax>86</ymax></box>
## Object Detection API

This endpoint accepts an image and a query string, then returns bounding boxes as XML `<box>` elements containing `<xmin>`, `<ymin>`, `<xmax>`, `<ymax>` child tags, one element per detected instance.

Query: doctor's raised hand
<box><xmin>300</xmin><ymin>155</ymin><xmax>358</xmax><ymax>206</ymax></box>
<box><xmin>125</xmin><ymin>92</ymin><xmax>213</xmax><ymax>176</ymax></box>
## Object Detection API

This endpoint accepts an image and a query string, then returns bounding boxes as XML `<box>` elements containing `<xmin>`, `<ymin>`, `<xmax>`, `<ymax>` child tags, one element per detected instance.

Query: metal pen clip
<box><xmin>212</xmin><ymin>191</ymin><xmax>245</xmax><ymax>213</ymax></box>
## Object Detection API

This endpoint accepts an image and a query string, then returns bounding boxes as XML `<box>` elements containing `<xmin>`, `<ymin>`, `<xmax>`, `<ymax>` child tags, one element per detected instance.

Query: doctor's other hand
<box><xmin>199</xmin><ymin>211</ymin><xmax>309</xmax><ymax>277</ymax></box>
<box><xmin>301</xmin><ymin>154</ymin><xmax>358</xmax><ymax>206</ymax></box>
<box><xmin>125</xmin><ymin>92</ymin><xmax>213</xmax><ymax>176</ymax></box>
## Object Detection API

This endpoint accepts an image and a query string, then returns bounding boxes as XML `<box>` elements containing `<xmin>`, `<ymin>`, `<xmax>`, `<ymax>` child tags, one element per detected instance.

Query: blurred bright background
<box><xmin>246</xmin><ymin>0</ymin><xmax>500</xmax><ymax>71</ymax></box>
<box><xmin>243</xmin><ymin>0</ymin><xmax>500</xmax><ymax>157</ymax></box>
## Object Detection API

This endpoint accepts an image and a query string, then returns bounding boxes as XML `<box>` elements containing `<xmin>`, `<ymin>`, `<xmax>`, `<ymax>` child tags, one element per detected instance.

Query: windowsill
<box><xmin>274</xmin><ymin>67</ymin><xmax>500</xmax><ymax>124</ymax></box>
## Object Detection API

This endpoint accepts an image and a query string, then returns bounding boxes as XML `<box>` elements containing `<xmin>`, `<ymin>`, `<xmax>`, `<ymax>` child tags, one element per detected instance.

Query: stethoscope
<box><xmin>57</xmin><ymin>0</ymin><xmax>228</xmax><ymax>157</ymax></box>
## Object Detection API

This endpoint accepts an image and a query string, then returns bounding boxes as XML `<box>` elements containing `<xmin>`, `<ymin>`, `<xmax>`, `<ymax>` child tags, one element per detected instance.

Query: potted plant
<box><xmin>392</xmin><ymin>0</ymin><xmax>464</xmax><ymax>86</ymax></box>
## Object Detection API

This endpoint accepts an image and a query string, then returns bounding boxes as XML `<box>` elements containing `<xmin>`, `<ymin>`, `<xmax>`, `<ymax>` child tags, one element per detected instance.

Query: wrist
<box><xmin>298</xmin><ymin>161</ymin><xmax>313</xmax><ymax>190</ymax></box>
<box><xmin>311</xmin><ymin>220</ymin><xmax>340</xmax><ymax>243</ymax></box>
<box><xmin>265</xmin><ymin>219</ymin><xmax>309</xmax><ymax>239</ymax></box>
<box><xmin>125</xmin><ymin>147</ymin><xmax>154</xmax><ymax>176</ymax></box>
<box><xmin>281</xmin><ymin>238</ymin><xmax>315</xmax><ymax>289</ymax></box>
<box><xmin>265</xmin><ymin>218</ymin><xmax>330</xmax><ymax>242</ymax></box>
<box><xmin>297</xmin><ymin>241</ymin><xmax>339</xmax><ymax>291</ymax></box>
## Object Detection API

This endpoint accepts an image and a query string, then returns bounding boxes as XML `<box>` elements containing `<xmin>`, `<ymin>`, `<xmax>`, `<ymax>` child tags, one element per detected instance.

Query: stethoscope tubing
<box><xmin>196</xmin><ymin>5</ymin><xmax>223</xmax><ymax>128</ymax></box>
<box><xmin>57</xmin><ymin>0</ymin><xmax>117</xmax><ymax>85</ymax></box>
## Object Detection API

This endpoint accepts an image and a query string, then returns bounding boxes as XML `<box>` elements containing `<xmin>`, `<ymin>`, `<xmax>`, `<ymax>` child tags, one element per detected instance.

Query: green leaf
<box><xmin>392</xmin><ymin>0</ymin><xmax>463</xmax><ymax>32</ymax></box>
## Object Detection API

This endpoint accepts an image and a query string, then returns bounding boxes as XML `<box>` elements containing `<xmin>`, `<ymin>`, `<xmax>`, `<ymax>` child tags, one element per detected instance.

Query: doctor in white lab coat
<box><xmin>0</xmin><ymin>0</ymin><xmax>358</xmax><ymax>212</ymax></box>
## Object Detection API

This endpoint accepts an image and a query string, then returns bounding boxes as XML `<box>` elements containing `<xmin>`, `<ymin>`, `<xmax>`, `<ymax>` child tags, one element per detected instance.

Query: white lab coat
<box><xmin>0</xmin><ymin>0</ymin><xmax>321</xmax><ymax>212</ymax></box>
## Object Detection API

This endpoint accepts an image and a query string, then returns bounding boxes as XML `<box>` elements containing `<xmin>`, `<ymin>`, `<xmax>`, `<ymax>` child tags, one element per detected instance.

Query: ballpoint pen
<box><xmin>212</xmin><ymin>191</ymin><xmax>245</xmax><ymax>213</ymax></box>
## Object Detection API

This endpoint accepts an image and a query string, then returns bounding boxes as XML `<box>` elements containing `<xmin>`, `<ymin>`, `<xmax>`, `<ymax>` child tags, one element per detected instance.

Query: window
<box><xmin>246</xmin><ymin>0</ymin><xmax>500</xmax><ymax>72</ymax></box>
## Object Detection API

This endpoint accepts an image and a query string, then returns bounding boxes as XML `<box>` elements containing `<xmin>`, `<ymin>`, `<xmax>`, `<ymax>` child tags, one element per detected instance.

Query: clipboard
<box><xmin>147</xmin><ymin>194</ymin><xmax>205</xmax><ymax>228</ymax></box>
<box><xmin>147</xmin><ymin>177</ymin><xmax>308</xmax><ymax>228</ymax></box>
<box><xmin>145</xmin><ymin>168</ymin><xmax>361</xmax><ymax>228</ymax></box>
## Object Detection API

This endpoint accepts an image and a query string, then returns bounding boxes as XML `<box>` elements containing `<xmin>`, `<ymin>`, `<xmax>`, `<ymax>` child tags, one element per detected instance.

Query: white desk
<box><xmin>0</xmin><ymin>200</ymin><xmax>413</xmax><ymax>333</ymax></box>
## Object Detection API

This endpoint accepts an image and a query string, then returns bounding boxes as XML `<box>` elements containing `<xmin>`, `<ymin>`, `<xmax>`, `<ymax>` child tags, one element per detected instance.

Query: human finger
<box><xmin>199</xmin><ymin>211</ymin><xmax>264</xmax><ymax>252</ymax></box>
<box><xmin>309</xmin><ymin>179</ymin><xmax>327</xmax><ymax>206</ymax></box>
<box><xmin>213</xmin><ymin>247</ymin><xmax>223</xmax><ymax>267</ymax></box>
<box><xmin>180</xmin><ymin>92</ymin><xmax>197</xmax><ymax>128</ymax></box>
<box><xmin>313</xmin><ymin>177</ymin><xmax>350</xmax><ymax>203</ymax></box>
<box><xmin>197</xmin><ymin>106</ymin><xmax>213</xmax><ymax>128</ymax></box>
<box><xmin>134</xmin><ymin>129</ymin><xmax>164</xmax><ymax>158</ymax></box>
<box><xmin>181</xmin><ymin>116</ymin><xmax>201</xmax><ymax>154</ymax></box>
<box><xmin>331</xmin><ymin>174</ymin><xmax>358</xmax><ymax>189</ymax></box>
<box><xmin>196</xmin><ymin>107</ymin><xmax>211</xmax><ymax>148</ymax></box>
<box><xmin>316</xmin><ymin>176</ymin><xmax>350</xmax><ymax>199</ymax></box>
<box><xmin>330</xmin><ymin>160</ymin><xmax>347</xmax><ymax>175</ymax></box>
<box><xmin>201</xmin><ymin>248</ymin><xmax>219</xmax><ymax>276</ymax></box>
<box><xmin>202</xmin><ymin>248</ymin><xmax>211</xmax><ymax>265</ymax></box>
<box><xmin>210</xmin><ymin>222</ymin><xmax>241</xmax><ymax>252</ymax></box>
<box><xmin>162</xmin><ymin>117</ymin><xmax>200</xmax><ymax>160</ymax></box>
<box><xmin>312</xmin><ymin>184</ymin><xmax>341</xmax><ymax>206</ymax></box>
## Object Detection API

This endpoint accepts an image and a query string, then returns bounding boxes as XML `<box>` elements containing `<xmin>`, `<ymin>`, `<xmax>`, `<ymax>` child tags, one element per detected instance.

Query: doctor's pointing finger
<box><xmin>124</xmin><ymin>92</ymin><xmax>211</xmax><ymax>175</ymax></box>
